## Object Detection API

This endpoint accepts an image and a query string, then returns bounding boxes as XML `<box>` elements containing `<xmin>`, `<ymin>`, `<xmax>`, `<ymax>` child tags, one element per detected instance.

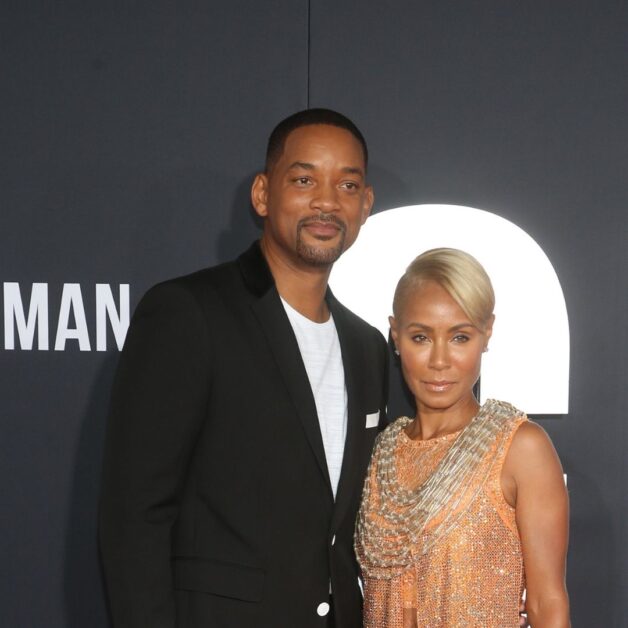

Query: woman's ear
<box><xmin>389</xmin><ymin>315</ymin><xmax>399</xmax><ymax>351</ymax></box>
<box><xmin>484</xmin><ymin>314</ymin><xmax>495</xmax><ymax>349</ymax></box>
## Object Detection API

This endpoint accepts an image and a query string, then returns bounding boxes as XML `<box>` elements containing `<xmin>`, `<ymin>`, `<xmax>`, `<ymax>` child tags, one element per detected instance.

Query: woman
<box><xmin>355</xmin><ymin>248</ymin><xmax>569</xmax><ymax>627</ymax></box>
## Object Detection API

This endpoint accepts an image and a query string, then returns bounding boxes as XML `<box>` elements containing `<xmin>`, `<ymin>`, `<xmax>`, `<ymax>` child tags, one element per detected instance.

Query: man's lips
<box><xmin>305</xmin><ymin>221</ymin><xmax>340</xmax><ymax>234</ymax></box>
<box><xmin>300</xmin><ymin>219</ymin><xmax>345</xmax><ymax>239</ymax></box>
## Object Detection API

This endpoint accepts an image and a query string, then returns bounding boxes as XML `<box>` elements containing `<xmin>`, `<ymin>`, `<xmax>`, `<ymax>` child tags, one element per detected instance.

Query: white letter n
<box><xmin>96</xmin><ymin>284</ymin><xmax>130</xmax><ymax>351</ymax></box>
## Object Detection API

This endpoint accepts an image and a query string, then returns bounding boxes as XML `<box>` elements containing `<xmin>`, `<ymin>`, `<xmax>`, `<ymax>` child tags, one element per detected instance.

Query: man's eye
<box><xmin>341</xmin><ymin>181</ymin><xmax>359</xmax><ymax>190</ymax></box>
<box><xmin>293</xmin><ymin>177</ymin><xmax>311</xmax><ymax>185</ymax></box>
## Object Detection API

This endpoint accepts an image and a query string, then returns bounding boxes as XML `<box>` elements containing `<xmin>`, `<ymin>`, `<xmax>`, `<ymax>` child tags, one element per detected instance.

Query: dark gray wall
<box><xmin>1</xmin><ymin>2</ymin><xmax>626</xmax><ymax>626</ymax></box>
<box><xmin>310</xmin><ymin>4</ymin><xmax>628</xmax><ymax>625</ymax></box>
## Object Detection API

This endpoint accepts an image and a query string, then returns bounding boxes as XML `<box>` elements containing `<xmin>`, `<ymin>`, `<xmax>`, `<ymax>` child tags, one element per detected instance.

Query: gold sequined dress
<box><xmin>355</xmin><ymin>400</ymin><xmax>527</xmax><ymax>628</ymax></box>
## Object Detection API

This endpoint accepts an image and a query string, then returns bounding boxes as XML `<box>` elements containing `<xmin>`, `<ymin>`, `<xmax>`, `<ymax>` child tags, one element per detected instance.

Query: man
<box><xmin>99</xmin><ymin>109</ymin><xmax>389</xmax><ymax>628</ymax></box>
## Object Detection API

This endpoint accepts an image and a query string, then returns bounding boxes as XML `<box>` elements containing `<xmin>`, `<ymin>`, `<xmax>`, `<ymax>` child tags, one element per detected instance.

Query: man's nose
<box><xmin>311</xmin><ymin>182</ymin><xmax>340</xmax><ymax>212</ymax></box>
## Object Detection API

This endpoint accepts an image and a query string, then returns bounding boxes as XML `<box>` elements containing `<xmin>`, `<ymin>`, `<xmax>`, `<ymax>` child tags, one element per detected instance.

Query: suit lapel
<box><xmin>329</xmin><ymin>295</ymin><xmax>366</xmax><ymax>530</ymax></box>
<box><xmin>250</xmin><ymin>285</ymin><xmax>334</xmax><ymax>497</ymax></box>
<box><xmin>239</xmin><ymin>242</ymin><xmax>353</xmax><ymax>504</ymax></box>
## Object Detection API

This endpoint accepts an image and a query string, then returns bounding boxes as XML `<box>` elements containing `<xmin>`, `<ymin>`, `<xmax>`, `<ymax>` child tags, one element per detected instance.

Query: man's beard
<box><xmin>296</xmin><ymin>214</ymin><xmax>347</xmax><ymax>266</ymax></box>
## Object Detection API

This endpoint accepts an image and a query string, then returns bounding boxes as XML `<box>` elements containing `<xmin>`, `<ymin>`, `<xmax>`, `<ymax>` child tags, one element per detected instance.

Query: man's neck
<box><xmin>260</xmin><ymin>239</ymin><xmax>332</xmax><ymax>323</ymax></box>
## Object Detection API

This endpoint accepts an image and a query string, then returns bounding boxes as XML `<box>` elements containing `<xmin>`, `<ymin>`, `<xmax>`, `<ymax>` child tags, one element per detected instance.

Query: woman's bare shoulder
<box><xmin>505</xmin><ymin>420</ymin><xmax>563</xmax><ymax>478</ymax></box>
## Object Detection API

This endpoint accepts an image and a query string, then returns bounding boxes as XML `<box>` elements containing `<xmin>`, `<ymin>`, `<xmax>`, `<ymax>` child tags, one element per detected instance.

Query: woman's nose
<box><xmin>428</xmin><ymin>341</ymin><xmax>450</xmax><ymax>370</ymax></box>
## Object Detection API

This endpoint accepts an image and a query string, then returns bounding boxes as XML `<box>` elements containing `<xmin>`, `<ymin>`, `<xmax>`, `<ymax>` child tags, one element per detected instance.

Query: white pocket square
<box><xmin>365</xmin><ymin>411</ymin><xmax>380</xmax><ymax>428</ymax></box>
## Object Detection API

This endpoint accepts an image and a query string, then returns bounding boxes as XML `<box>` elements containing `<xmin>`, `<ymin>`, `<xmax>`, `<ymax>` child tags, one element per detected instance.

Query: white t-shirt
<box><xmin>281</xmin><ymin>298</ymin><xmax>347</xmax><ymax>499</ymax></box>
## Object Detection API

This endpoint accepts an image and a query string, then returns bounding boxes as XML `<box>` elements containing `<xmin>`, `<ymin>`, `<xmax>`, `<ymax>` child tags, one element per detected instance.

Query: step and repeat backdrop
<box><xmin>2</xmin><ymin>2</ymin><xmax>626</xmax><ymax>626</ymax></box>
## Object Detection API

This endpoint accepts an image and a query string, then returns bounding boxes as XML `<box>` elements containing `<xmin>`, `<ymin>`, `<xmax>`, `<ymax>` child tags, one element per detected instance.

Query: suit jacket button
<box><xmin>331</xmin><ymin>534</ymin><xmax>336</xmax><ymax>546</ymax></box>
<box><xmin>317</xmin><ymin>602</ymin><xmax>330</xmax><ymax>616</ymax></box>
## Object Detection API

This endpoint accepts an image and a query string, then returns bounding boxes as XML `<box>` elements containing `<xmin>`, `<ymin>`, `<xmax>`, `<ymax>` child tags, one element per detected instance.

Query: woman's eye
<box><xmin>411</xmin><ymin>334</ymin><xmax>428</xmax><ymax>343</ymax></box>
<box><xmin>453</xmin><ymin>334</ymin><xmax>470</xmax><ymax>343</ymax></box>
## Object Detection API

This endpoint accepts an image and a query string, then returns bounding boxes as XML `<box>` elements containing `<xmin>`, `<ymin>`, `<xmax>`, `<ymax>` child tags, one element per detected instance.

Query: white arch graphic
<box><xmin>330</xmin><ymin>205</ymin><xmax>569</xmax><ymax>415</ymax></box>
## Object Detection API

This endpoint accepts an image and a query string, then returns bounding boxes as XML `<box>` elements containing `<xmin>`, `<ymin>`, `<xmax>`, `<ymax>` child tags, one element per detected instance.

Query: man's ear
<box><xmin>361</xmin><ymin>185</ymin><xmax>374</xmax><ymax>225</ymax></box>
<box><xmin>251</xmin><ymin>173</ymin><xmax>269</xmax><ymax>217</ymax></box>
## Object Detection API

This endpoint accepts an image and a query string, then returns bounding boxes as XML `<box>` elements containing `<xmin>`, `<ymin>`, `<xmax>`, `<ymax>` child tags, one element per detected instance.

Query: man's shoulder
<box><xmin>142</xmin><ymin>258</ymin><xmax>239</xmax><ymax>304</ymax></box>
<box><xmin>161</xmin><ymin>258</ymin><xmax>239</xmax><ymax>291</ymax></box>
<box><xmin>131</xmin><ymin>247</ymin><xmax>263</xmax><ymax>326</ymax></box>
<box><xmin>146</xmin><ymin>241</ymin><xmax>266</xmax><ymax>301</ymax></box>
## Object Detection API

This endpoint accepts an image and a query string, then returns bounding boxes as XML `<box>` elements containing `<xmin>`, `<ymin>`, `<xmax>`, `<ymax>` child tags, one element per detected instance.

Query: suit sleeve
<box><xmin>99</xmin><ymin>281</ymin><xmax>212</xmax><ymax>628</ymax></box>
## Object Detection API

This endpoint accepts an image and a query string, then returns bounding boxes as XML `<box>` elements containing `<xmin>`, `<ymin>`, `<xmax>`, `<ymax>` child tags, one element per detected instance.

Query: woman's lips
<box><xmin>423</xmin><ymin>380</ymin><xmax>455</xmax><ymax>392</ymax></box>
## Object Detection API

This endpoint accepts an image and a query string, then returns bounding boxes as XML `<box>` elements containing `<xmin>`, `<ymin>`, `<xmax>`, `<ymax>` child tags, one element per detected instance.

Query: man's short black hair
<box><xmin>265</xmin><ymin>108</ymin><xmax>369</xmax><ymax>173</ymax></box>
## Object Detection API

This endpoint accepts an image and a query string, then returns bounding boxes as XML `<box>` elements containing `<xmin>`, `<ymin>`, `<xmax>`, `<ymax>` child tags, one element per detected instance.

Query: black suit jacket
<box><xmin>99</xmin><ymin>241</ymin><xmax>388</xmax><ymax>628</ymax></box>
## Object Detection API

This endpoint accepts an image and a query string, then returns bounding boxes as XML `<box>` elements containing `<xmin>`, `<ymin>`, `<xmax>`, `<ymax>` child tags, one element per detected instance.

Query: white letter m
<box><xmin>4</xmin><ymin>283</ymin><xmax>49</xmax><ymax>350</ymax></box>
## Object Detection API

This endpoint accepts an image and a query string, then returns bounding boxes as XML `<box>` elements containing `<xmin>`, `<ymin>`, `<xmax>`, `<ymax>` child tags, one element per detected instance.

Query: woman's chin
<box><xmin>414</xmin><ymin>390</ymin><xmax>476</xmax><ymax>413</ymax></box>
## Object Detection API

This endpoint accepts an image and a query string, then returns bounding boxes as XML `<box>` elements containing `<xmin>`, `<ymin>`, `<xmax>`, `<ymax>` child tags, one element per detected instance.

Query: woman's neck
<box><xmin>407</xmin><ymin>395</ymin><xmax>480</xmax><ymax>441</ymax></box>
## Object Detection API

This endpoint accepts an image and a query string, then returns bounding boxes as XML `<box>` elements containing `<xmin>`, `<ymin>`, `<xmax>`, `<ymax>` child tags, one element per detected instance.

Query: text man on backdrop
<box><xmin>99</xmin><ymin>109</ymin><xmax>389</xmax><ymax>628</ymax></box>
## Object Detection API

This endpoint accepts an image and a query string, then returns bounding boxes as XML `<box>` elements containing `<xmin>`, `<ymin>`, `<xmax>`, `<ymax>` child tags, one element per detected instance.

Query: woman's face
<box><xmin>390</xmin><ymin>280</ymin><xmax>493</xmax><ymax>415</ymax></box>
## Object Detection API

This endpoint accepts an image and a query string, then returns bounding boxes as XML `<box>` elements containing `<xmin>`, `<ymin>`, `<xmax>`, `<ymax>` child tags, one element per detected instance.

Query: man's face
<box><xmin>252</xmin><ymin>124</ymin><xmax>373</xmax><ymax>269</ymax></box>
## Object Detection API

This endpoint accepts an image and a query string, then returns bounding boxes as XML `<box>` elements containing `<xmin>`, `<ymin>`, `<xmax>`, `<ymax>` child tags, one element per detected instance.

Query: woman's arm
<box><xmin>502</xmin><ymin>421</ymin><xmax>570</xmax><ymax>628</ymax></box>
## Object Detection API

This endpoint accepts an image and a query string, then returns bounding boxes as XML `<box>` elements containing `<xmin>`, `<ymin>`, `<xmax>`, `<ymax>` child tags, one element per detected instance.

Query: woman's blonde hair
<box><xmin>392</xmin><ymin>248</ymin><xmax>495</xmax><ymax>331</ymax></box>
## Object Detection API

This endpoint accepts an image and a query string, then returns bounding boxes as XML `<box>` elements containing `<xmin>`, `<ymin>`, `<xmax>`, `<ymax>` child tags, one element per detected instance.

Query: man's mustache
<box><xmin>298</xmin><ymin>213</ymin><xmax>346</xmax><ymax>233</ymax></box>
